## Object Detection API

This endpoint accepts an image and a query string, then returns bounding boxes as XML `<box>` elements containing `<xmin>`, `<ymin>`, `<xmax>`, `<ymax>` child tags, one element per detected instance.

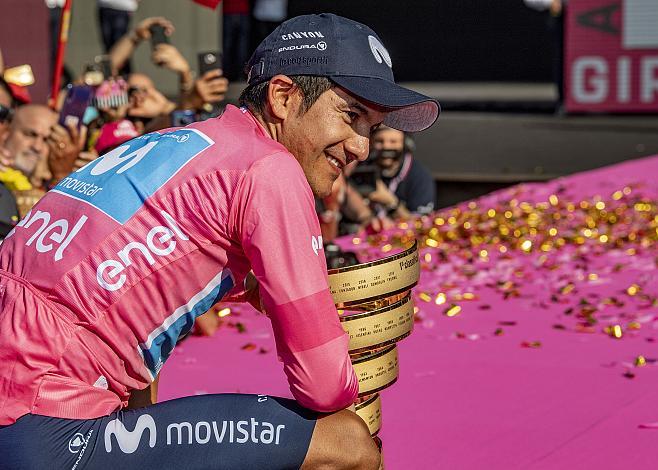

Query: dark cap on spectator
<box><xmin>246</xmin><ymin>13</ymin><xmax>440</xmax><ymax>132</ymax></box>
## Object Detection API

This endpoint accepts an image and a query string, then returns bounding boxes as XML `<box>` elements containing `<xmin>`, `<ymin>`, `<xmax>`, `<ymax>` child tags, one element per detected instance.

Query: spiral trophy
<box><xmin>327</xmin><ymin>240</ymin><xmax>420</xmax><ymax>452</ymax></box>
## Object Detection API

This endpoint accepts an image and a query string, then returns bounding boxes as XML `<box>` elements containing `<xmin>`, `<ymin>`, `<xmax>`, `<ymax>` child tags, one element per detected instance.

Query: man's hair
<box><xmin>239</xmin><ymin>75</ymin><xmax>333</xmax><ymax>116</ymax></box>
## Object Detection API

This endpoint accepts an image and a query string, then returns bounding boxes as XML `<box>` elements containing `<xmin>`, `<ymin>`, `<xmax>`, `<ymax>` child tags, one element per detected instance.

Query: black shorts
<box><xmin>0</xmin><ymin>394</ymin><xmax>317</xmax><ymax>469</ymax></box>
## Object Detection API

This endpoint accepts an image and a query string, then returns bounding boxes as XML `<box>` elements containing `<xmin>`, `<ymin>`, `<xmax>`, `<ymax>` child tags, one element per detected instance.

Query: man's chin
<box><xmin>312</xmin><ymin>186</ymin><xmax>332</xmax><ymax>199</ymax></box>
<box><xmin>311</xmin><ymin>179</ymin><xmax>335</xmax><ymax>199</ymax></box>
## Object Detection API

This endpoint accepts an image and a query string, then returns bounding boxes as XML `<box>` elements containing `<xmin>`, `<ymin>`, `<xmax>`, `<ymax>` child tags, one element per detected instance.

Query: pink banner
<box><xmin>565</xmin><ymin>0</ymin><xmax>658</xmax><ymax>112</ymax></box>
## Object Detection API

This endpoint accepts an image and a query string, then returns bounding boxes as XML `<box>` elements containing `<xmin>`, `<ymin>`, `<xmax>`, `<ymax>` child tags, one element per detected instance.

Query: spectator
<box><xmin>366</xmin><ymin>126</ymin><xmax>436</xmax><ymax>218</ymax></box>
<box><xmin>110</xmin><ymin>17</ymin><xmax>228</xmax><ymax>117</ymax></box>
<box><xmin>98</xmin><ymin>0</ymin><xmax>140</xmax><ymax>74</ymax></box>
<box><xmin>222</xmin><ymin>0</ymin><xmax>250</xmax><ymax>81</ymax></box>
<box><xmin>340</xmin><ymin>126</ymin><xmax>435</xmax><ymax>232</ymax></box>
<box><xmin>0</xmin><ymin>105</ymin><xmax>56</xmax><ymax>187</ymax></box>
<box><xmin>0</xmin><ymin>105</ymin><xmax>56</xmax><ymax>216</ymax></box>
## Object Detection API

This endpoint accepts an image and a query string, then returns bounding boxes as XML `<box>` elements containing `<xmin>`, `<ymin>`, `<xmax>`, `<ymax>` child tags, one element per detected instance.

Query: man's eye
<box><xmin>345</xmin><ymin>111</ymin><xmax>359</xmax><ymax>121</ymax></box>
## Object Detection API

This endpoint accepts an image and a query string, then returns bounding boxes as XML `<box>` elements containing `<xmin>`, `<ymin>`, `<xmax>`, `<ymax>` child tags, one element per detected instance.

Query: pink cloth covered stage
<box><xmin>160</xmin><ymin>155</ymin><xmax>658</xmax><ymax>469</ymax></box>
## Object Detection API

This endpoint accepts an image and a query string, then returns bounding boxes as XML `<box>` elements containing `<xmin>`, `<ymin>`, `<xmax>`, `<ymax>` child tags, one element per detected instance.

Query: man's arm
<box><xmin>127</xmin><ymin>374</ymin><xmax>159</xmax><ymax>409</ymax></box>
<box><xmin>237</xmin><ymin>155</ymin><xmax>359</xmax><ymax>412</ymax></box>
<box><xmin>109</xmin><ymin>17</ymin><xmax>174</xmax><ymax>73</ymax></box>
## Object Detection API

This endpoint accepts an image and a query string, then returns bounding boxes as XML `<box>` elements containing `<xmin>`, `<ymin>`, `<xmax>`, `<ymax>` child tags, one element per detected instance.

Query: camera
<box><xmin>324</xmin><ymin>243</ymin><xmax>359</xmax><ymax>269</ymax></box>
<box><xmin>198</xmin><ymin>51</ymin><xmax>223</xmax><ymax>76</ymax></box>
<box><xmin>349</xmin><ymin>164</ymin><xmax>380</xmax><ymax>197</ymax></box>
<box><xmin>149</xmin><ymin>24</ymin><xmax>169</xmax><ymax>49</ymax></box>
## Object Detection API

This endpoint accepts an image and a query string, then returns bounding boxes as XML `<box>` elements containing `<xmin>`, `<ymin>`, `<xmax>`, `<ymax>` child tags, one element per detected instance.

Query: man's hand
<box><xmin>134</xmin><ymin>17</ymin><xmax>175</xmax><ymax>41</ymax></box>
<box><xmin>152</xmin><ymin>44</ymin><xmax>190</xmax><ymax>74</ymax></box>
<box><xmin>47</xmin><ymin>123</ymin><xmax>87</xmax><ymax>183</ymax></box>
<box><xmin>73</xmin><ymin>151</ymin><xmax>97</xmax><ymax>172</ymax></box>
<box><xmin>367</xmin><ymin>179</ymin><xmax>398</xmax><ymax>209</ymax></box>
<box><xmin>194</xmin><ymin>70</ymin><xmax>228</xmax><ymax>104</ymax></box>
<box><xmin>128</xmin><ymin>85</ymin><xmax>175</xmax><ymax>119</ymax></box>
<box><xmin>180</xmin><ymin>70</ymin><xmax>229</xmax><ymax>110</ymax></box>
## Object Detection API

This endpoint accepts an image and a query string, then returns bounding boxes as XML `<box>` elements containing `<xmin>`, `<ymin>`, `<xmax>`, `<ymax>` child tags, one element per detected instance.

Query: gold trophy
<box><xmin>328</xmin><ymin>241</ymin><xmax>420</xmax><ymax>452</ymax></box>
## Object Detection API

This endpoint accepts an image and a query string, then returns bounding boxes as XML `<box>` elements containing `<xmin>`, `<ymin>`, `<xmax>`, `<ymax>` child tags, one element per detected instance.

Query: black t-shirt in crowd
<box><xmin>381</xmin><ymin>156</ymin><xmax>436</xmax><ymax>215</ymax></box>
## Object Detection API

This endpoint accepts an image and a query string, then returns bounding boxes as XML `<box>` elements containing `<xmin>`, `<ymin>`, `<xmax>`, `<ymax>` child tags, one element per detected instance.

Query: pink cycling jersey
<box><xmin>0</xmin><ymin>105</ymin><xmax>358</xmax><ymax>425</ymax></box>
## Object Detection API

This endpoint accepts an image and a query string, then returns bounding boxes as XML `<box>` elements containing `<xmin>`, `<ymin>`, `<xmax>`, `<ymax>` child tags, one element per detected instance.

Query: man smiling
<box><xmin>0</xmin><ymin>13</ymin><xmax>438</xmax><ymax>470</ymax></box>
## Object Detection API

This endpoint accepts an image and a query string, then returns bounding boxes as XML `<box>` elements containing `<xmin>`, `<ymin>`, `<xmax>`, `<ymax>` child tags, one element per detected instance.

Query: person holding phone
<box><xmin>109</xmin><ymin>17</ymin><xmax>228</xmax><ymax>118</ymax></box>
<box><xmin>0</xmin><ymin>14</ymin><xmax>439</xmax><ymax>470</ymax></box>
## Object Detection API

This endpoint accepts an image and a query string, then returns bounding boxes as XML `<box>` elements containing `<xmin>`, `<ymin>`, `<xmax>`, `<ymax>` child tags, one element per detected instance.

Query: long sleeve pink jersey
<box><xmin>0</xmin><ymin>105</ymin><xmax>358</xmax><ymax>425</ymax></box>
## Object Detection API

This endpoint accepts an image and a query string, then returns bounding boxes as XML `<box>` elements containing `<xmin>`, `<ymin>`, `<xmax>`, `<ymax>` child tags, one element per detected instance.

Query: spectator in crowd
<box><xmin>338</xmin><ymin>126</ymin><xmax>435</xmax><ymax>234</ymax></box>
<box><xmin>98</xmin><ymin>0</ymin><xmax>140</xmax><ymax>75</ymax></box>
<box><xmin>110</xmin><ymin>17</ymin><xmax>228</xmax><ymax>123</ymax></box>
<box><xmin>222</xmin><ymin>0</ymin><xmax>250</xmax><ymax>81</ymax></box>
<box><xmin>366</xmin><ymin>126</ymin><xmax>435</xmax><ymax>217</ymax></box>
<box><xmin>0</xmin><ymin>105</ymin><xmax>57</xmax><ymax>188</ymax></box>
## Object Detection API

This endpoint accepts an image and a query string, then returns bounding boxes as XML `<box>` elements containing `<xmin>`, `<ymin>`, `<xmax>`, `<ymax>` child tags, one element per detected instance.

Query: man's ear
<box><xmin>266</xmin><ymin>75</ymin><xmax>299</xmax><ymax>121</ymax></box>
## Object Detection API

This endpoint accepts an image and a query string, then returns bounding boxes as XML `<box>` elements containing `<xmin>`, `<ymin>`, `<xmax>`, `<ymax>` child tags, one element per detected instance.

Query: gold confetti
<box><xmin>595</xmin><ymin>201</ymin><xmax>606</xmax><ymax>210</ymax></box>
<box><xmin>605</xmin><ymin>324</ymin><xmax>623</xmax><ymax>339</ymax></box>
<box><xmin>425</xmin><ymin>239</ymin><xmax>439</xmax><ymax>248</ymax></box>
<box><xmin>419</xmin><ymin>292</ymin><xmax>432</xmax><ymax>302</ymax></box>
<box><xmin>381</xmin><ymin>244</ymin><xmax>393</xmax><ymax>252</ymax></box>
<box><xmin>217</xmin><ymin>308</ymin><xmax>231</xmax><ymax>317</ymax></box>
<box><xmin>561</xmin><ymin>283</ymin><xmax>575</xmax><ymax>295</ymax></box>
<box><xmin>521</xmin><ymin>240</ymin><xmax>532</xmax><ymax>252</ymax></box>
<box><xmin>635</xmin><ymin>355</ymin><xmax>647</xmax><ymax>367</ymax></box>
<box><xmin>627</xmin><ymin>284</ymin><xmax>640</xmax><ymax>296</ymax></box>
<box><xmin>463</xmin><ymin>292</ymin><xmax>476</xmax><ymax>300</ymax></box>
<box><xmin>352</xmin><ymin>237</ymin><xmax>362</xmax><ymax>245</ymax></box>
<box><xmin>444</xmin><ymin>304</ymin><xmax>462</xmax><ymax>317</ymax></box>
<box><xmin>435</xmin><ymin>293</ymin><xmax>447</xmax><ymax>305</ymax></box>
<box><xmin>588</xmin><ymin>273</ymin><xmax>599</xmax><ymax>281</ymax></box>
<box><xmin>549</xmin><ymin>195</ymin><xmax>559</xmax><ymax>206</ymax></box>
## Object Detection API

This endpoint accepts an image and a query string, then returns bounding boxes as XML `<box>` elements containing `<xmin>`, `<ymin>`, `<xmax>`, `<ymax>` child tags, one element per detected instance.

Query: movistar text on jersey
<box><xmin>57</xmin><ymin>176</ymin><xmax>103</xmax><ymax>197</ymax></box>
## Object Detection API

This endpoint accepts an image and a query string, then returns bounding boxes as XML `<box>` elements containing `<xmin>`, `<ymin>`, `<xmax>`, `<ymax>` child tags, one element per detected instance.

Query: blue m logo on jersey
<box><xmin>53</xmin><ymin>129</ymin><xmax>214</xmax><ymax>224</ymax></box>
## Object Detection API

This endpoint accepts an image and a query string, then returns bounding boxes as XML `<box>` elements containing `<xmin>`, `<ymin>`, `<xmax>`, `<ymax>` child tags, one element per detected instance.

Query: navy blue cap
<box><xmin>246</xmin><ymin>13</ymin><xmax>440</xmax><ymax>132</ymax></box>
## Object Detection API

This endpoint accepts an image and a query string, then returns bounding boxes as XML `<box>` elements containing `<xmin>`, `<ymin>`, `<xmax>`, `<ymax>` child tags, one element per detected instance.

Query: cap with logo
<box><xmin>246</xmin><ymin>13</ymin><xmax>440</xmax><ymax>132</ymax></box>
<box><xmin>95</xmin><ymin>119</ymin><xmax>139</xmax><ymax>155</ymax></box>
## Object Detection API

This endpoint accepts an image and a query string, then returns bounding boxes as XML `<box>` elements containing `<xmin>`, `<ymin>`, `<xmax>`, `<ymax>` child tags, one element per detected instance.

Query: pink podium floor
<box><xmin>160</xmin><ymin>155</ymin><xmax>658</xmax><ymax>469</ymax></box>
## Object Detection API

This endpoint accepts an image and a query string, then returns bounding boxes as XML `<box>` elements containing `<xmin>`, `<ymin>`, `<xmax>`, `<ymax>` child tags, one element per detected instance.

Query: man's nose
<box><xmin>32</xmin><ymin>136</ymin><xmax>47</xmax><ymax>154</ymax></box>
<box><xmin>345</xmin><ymin>134</ymin><xmax>369</xmax><ymax>162</ymax></box>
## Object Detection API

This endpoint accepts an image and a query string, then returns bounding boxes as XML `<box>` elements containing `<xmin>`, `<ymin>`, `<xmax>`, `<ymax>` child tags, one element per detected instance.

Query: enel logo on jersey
<box><xmin>52</xmin><ymin>129</ymin><xmax>214</xmax><ymax>224</ymax></box>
